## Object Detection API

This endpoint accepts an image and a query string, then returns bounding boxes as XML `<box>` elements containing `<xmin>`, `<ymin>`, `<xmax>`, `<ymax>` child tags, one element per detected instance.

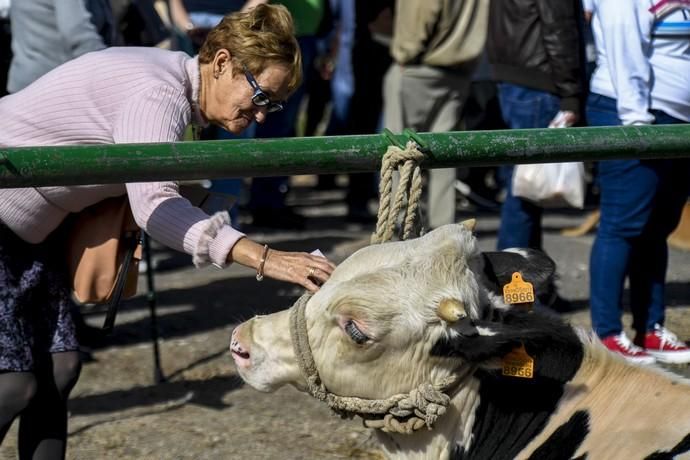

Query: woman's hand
<box><xmin>261</xmin><ymin>249</ymin><xmax>336</xmax><ymax>292</ymax></box>
<box><xmin>230</xmin><ymin>238</ymin><xmax>336</xmax><ymax>292</ymax></box>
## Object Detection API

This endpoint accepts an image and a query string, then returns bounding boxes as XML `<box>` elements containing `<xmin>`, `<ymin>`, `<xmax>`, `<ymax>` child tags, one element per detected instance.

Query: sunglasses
<box><xmin>242</xmin><ymin>65</ymin><xmax>285</xmax><ymax>113</ymax></box>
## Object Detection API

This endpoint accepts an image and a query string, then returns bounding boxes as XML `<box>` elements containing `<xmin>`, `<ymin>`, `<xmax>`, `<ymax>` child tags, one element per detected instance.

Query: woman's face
<box><xmin>203</xmin><ymin>51</ymin><xmax>292</xmax><ymax>134</ymax></box>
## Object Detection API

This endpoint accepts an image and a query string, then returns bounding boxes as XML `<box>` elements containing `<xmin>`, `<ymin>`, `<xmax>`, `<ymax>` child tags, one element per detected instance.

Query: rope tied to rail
<box><xmin>289</xmin><ymin>293</ymin><xmax>467</xmax><ymax>434</ymax></box>
<box><xmin>371</xmin><ymin>140</ymin><xmax>426</xmax><ymax>244</ymax></box>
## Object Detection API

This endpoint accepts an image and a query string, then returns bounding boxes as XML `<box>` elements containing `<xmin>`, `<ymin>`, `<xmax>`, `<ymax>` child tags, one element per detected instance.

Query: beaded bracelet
<box><xmin>256</xmin><ymin>244</ymin><xmax>269</xmax><ymax>281</ymax></box>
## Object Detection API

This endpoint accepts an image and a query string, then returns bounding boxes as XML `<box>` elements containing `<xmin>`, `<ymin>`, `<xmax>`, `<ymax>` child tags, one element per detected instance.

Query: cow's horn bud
<box><xmin>460</xmin><ymin>218</ymin><xmax>477</xmax><ymax>231</ymax></box>
<box><xmin>437</xmin><ymin>298</ymin><xmax>467</xmax><ymax>323</ymax></box>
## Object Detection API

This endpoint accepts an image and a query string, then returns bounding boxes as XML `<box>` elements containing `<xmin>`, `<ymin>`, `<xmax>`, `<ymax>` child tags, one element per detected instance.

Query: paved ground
<box><xmin>2</xmin><ymin>177</ymin><xmax>689</xmax><ymax>460</ymax></box>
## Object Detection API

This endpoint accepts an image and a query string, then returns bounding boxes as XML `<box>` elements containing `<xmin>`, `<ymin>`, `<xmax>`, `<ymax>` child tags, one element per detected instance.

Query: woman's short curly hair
<box><xmin>199</xmin><ymin>4</ymin><xmax>302</xmax><ymax>93</ymax></box>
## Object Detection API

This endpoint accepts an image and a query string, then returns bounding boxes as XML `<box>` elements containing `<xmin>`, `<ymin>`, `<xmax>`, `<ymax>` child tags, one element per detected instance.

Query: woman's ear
<box><xmin>213</xmin><ymin>49</ymin><xmax>232</xmax><ymax>77</ymax></box>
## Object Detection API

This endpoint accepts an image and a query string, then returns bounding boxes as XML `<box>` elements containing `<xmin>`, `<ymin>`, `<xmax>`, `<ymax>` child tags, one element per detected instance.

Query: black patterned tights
<box><xmin>0</xmin><ymin>351</ymin><xmax>81</xmax><ymax>460</ymax></box>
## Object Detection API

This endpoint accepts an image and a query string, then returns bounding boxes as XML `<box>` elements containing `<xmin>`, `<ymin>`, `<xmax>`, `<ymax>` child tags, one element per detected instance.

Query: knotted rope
<box><xmin>371</xmin><ymin>140</ymin><xmax>426</xmax><ymax>244</ymax></box>
<box><xmin>289</xmin><ymin>293</ymin><xmax>465</xmax><ymax>434</ymax></box>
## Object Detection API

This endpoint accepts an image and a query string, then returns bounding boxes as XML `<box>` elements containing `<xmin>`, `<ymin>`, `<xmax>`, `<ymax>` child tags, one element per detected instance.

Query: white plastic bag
<box><xmin>512</xmin><ymin>162</ymin><xmax>586</xmax><ymax>209</ymax></box>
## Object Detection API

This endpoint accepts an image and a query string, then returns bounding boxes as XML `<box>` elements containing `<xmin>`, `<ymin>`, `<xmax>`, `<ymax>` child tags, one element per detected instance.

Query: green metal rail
<box><xmin>1</xmin><ymin>124</ymin><xmax>689</xmax><ymax>188</ymax></box>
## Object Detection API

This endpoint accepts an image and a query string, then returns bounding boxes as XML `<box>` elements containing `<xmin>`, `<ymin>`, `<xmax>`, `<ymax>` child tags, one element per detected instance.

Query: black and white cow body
<box><xmin>231</xmin><ymin>222</ymin><xmax>690</xmax><ymax>459</ymax></box>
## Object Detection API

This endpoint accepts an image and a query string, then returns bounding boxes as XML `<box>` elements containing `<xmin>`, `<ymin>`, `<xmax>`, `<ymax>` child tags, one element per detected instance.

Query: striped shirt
<box><xmin>0</xmin><ymin>47</ymin><xmax>245</xmax><ymax>267</ymax></box>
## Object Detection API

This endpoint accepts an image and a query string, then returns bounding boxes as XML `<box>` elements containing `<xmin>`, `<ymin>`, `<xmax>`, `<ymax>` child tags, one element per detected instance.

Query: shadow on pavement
<box><xmin>70</xmin><ymin>374</ymin><xmax>242</xmax><ymax>417</ymax></box>
<box><xmin>67</xmin><ymin>374</ymin><xmax>244</xmax><ymax>435</ymax></box>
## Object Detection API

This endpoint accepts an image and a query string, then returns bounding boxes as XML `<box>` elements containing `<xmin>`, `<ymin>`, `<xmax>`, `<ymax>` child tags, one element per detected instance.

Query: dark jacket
<box><xmin>487</xmin><ymin>0</ymin><xmax>585</xmax><ymax>115</ymax></box>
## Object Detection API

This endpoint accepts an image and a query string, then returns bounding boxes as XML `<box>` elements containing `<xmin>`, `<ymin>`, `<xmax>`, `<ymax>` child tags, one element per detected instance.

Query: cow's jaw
<box><xmin>231</xmin><ymin>310</ymin><xmax>302</xmax><ymax>392</ymax></box>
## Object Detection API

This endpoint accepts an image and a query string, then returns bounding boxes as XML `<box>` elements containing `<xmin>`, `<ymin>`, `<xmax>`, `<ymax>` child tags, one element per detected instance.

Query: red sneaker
<box><xmin>637</xmin><ymin>324</ymin><xmax>690</xmax><ymax>364</ymax></box>
<box><xmin>600</xmin><ymin>332</ymin><xmax>656</xmax><ymax>365</ymax></box>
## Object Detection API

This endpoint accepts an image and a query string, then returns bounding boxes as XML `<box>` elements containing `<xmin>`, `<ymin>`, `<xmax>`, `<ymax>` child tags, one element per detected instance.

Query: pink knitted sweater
<box><xmin>0</xmin><ymin>47</ymin><xmax>245</xmax><ymax>267</ymax></box>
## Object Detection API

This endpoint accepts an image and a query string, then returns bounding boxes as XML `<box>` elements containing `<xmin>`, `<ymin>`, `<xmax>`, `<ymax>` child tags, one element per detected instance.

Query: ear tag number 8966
<box><xmin>503</xmin><ymin>272</ymin><xmax>535</xmax><ymax>305</ymax></box>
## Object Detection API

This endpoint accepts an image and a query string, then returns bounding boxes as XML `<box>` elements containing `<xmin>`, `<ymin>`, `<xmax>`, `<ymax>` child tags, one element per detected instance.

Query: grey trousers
<box><xmin>383</xmin><ymin>64</ymin><xmax>472</xmax><ymax>228</ymax></box>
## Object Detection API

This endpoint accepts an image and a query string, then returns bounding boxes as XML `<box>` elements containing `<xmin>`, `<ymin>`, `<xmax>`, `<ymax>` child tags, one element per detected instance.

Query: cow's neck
<box><xmin>374</xmin><ymin>368</ymin><xmax>575</xmax><ymax>460</ymax></box>
<box><xmin>373</xmin><ymin>377</ymin><xmax>482</xmax><ymax>460</ymax></box>
<box><xmin>457</xmin><ymin>369</ymin><xmax>577</xmax><ymax>459</ymax></box>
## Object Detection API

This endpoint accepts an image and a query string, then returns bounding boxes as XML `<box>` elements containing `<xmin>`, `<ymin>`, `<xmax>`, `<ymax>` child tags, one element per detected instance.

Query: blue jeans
<box><xmin>587</xmin><ymin>93</ymin><xmax>690</xmax><ymax>338</ymax></box>
<box><xmin>496</xmin><ymin>84</ymin><xmax>561</xmax><ymax>250</ymax></box>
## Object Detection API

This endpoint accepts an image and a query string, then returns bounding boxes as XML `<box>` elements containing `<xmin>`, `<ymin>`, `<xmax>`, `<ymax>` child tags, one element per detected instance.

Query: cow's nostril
<box><xmin>233</xmin><ymin>349</ymin><xmax>250</xmax><ymax>359</ymax></box>
<box><xmin>230</xmin><ymin>339</ymin><xmax>250</xmax><ymax>360</ymax></box>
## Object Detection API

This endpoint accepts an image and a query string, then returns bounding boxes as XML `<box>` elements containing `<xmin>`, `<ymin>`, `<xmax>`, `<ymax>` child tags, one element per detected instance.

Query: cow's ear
<box><xmin>477</xmin><ymin>249</ymin><xmax>556</xmax><ymax>298</ymax></box>
<box><xmin>431</xmin><ymin>310</ymin><xmax>584</xmax><ymax>383</ymax></box>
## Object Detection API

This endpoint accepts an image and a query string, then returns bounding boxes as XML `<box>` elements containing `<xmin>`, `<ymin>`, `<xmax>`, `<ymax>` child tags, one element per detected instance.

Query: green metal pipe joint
<box><xmin>1</xmin><ymin>124</ymin><xmax>689</xmax><ymax>188</ymax></box>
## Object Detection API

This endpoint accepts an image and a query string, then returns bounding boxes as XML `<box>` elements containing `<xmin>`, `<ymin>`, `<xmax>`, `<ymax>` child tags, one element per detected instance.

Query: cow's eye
<box><xmin>345</xmin><ymin>320</ymin><xmax>368</xmax><ymax>344</ymax></box>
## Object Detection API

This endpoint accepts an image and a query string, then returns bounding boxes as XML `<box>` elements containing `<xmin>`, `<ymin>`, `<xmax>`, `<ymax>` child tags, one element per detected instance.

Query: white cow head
<box><xmin>231</xmin><ymin>221</ymin><xmax>557</xmax><ymax>413</ymax></box>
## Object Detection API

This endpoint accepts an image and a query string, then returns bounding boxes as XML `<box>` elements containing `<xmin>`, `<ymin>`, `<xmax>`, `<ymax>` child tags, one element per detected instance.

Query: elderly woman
<box><xmin>0</xmin><ymin>5</ymin><xmax>334</xmax><ymax>458</ymax></box>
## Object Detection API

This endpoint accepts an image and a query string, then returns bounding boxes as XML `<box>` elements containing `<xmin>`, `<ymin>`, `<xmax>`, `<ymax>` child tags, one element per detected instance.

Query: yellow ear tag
<box><xmin>503</xmin><ymin>272</ymin><xmax>535</xmax><ymax>306</ymax></box>
<box><xmin>502</xmin><ymin>343</ymin><xmax>534</xmax><ymax>379</ymax></box>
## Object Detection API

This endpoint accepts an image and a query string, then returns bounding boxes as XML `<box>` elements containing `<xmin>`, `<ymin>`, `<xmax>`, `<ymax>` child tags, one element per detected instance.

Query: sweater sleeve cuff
<box><xmin>191</xmin><ymin>211</ymin><xmax>246</xmax><ymax>268</ymax></box>
<box><xmin>208</xmin><ymin>225</ymin><xmax>246</xmax><ymax>268</ymax></box>
<box><xmin>559</xmin><ymin>97</ymin><xmax>581</xmax><ymax>116</ymax></box>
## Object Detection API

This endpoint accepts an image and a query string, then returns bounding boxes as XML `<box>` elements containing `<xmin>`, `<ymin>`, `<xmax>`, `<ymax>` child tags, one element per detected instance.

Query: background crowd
<box><xmin>0</xmin><ymin>0</ymin><xmax>689</xmax><ymax>458</ymax></box>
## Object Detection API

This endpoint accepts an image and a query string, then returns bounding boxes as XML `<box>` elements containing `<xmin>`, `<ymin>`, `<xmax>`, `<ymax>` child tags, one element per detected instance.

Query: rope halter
<box><xmin>289</xmin><ymin>293</ymin><xmax>463</xmax><ymax>434</ymax></box>
<box><xmin>287</xmin><ymin>136</ymin><xmax>463</xmax><ymax>434</ymax></box>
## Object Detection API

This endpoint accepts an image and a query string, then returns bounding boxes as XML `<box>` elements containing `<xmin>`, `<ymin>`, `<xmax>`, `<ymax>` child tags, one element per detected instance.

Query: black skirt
<box><xmin>0</xmin><ymin>224</ymin><xmax>78</xmax><ymax>372</ymax></box>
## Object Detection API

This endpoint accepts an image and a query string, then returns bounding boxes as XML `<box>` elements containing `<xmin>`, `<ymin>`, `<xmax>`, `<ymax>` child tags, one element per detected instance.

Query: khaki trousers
<box><xmin>383</xmin><ymin>64</ymin><xmax>471</xmax><ymax>228</ymax></box>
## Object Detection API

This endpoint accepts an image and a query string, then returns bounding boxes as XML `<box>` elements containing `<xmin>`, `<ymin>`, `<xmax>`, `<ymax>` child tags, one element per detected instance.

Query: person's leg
<box><xmin>210</xmin><ymin>126</ymin><xmax>255</xmax><ymax>229</ymax></box>
<box><xmin>18</xmin><ymin>351</ymin><xmax>81</xmax><ymax>460</ymax></box>
<box><xmin>495</xmin><ymin>83</ymin><xmax>559</xmax><ymax>250</ymax></box>
<box><xmin>591</xmin><ymin>159</ymin><xmax>655</xmax><ymax>337</ymax></box>
<box><xmin>303</xmin><ymin>67</ymin><xmax>331</xmax><ymax>137</ymax></box>
<box><xmin>382</xmin><ymin>63</ymin><xmax>404</xmax><ymax>134</ymax></box>
<box><xmin>396</xmin><ymin>66</ymin><xmax>471</xmax><ymax>229</ymax></box>
<box><xmin>428</xmin><ymin>168</ymin><xmax>458</xmax><ymax>229</ymax></box>
<box><xmin>326</xmin><ymin>76</ymin><xmax>353</xmax><ymax>137</ymax></box>
<box><xmin>0</xmin><ymin>372</ymin><xmax>37</xmax><ymax>442</ymax></box>
<box><xmin>497</xmin><ymin>164</ymin><xmax>545</xmax><ymax>249</ymax></box>
<box><xmin>335</xmin><ymin>34</ymin><xmax>383</xmax><ymax>222</ymax></box>
<box><xmin>13</xmin><ymin>232</ymin><xmax>81</xmax><ymax>459</ymax></box>
<box><xmin>249</xmin><ymin>36</ymin><xmax>317</xmax><ymax>226</ymax></box>
<box><xmin>346</xmin><ymin>37</ymin><xmax>390</xmax><ymax>221</ymax></box>
<box><xmin>629</xmin><ymin>158</ymin><xmax>690</xmax><ymax>335</ymax></box>
<box><xmin>345</xmin><ymin>173</ymin><xmax>377</xmax><ymax>223</ymax></box>
<box><xmin>0</xmin><ymin>224</ymin><xmax>80</xmax><ymax>456</ymax></box>
<box><xmin>428</xmin><ymin>70</ymin><xmax>472</xmax><ymax>228</ymax></box>
<box><xmin>586</xmin><ymin>93</ymin><xmax>636</xmax><ymax>339</ymax></box>
<box><xmin>321</xmin><ymin>74</ymin><xmax>351</xmax><ymax>193</ymax></box>
<box><xmin>336</xmin><ymin>76</ymin><xmax>375</xmax><ymax>221</ymax></box>
<box><xmin>349</xmin><ymin>39</ymin><xmax>391</xmax><ymax>135</ymax></box>
<box><xmin>0</xmin><ymin>226</ymin><xmax>41</xmax><ymax>444</ymax></box>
